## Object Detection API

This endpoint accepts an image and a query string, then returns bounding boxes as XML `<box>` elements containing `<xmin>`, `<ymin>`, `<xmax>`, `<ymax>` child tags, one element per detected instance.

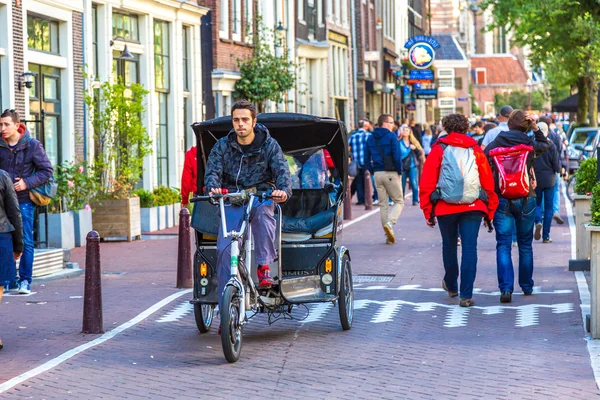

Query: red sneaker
<box><xmin>257</xmin><ymin>265</ymin><xmax>273</xmax><ymax>288</ymax></box>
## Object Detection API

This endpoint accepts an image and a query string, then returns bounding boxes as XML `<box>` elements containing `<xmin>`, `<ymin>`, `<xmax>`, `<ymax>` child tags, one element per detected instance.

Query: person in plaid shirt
<box><xmin>349</xmin><ymin>119</ymin><xmax>378</xmax><ymax>205</ymax></box>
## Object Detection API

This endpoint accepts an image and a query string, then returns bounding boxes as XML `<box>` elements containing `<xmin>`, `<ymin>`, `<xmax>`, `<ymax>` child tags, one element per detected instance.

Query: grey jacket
<box><xmin>204</xmin><ymin>124</ymin><xmax>292</xmax><ymax>199</ymax></box>
<box><xmin>0</xmin><ymin>170</ymin><xmax>23</xmax><ymax>253</ymax></box>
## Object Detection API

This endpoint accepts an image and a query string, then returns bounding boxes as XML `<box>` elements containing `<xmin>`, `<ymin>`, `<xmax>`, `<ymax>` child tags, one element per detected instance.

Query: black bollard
<box><xmin>344</xmin><ymin>178</ymin><xmax>353</xmax><ymax>220</ymax></box>
<box><xmin>176</xmin><ymin>207</ymin><xmax>193</xmax><ymax>288</ymax></box>
<box><xmin>82</xmin><ymin>231</ymin><xmax>103</xmax><ymax>334</ymax></box>
<box><xmin>364</xmin><ymin>170</ymin><xmax>374</xmax><ymax>210</ymax></box>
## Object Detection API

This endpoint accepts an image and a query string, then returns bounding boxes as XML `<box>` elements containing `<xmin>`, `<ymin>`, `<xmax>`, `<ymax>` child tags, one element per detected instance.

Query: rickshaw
<box><xmin>189</xmin><ymin>113</ymin><xmax>353</xmax><ymax>363</ymax></box>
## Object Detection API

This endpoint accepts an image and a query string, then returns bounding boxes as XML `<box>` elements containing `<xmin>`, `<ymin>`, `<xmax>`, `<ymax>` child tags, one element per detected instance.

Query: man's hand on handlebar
<box><xmin>271</xmin><ymin>189</ymin><xmax>288</xmax><ymax>203</ymax></box>
<box><xmin>209</xmin><ymin>188</ymin><xmax>226</xmax><ymax>196</ymax></box>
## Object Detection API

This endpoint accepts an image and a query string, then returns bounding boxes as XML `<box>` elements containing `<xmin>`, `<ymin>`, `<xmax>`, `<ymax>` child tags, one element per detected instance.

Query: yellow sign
<box><xmin>328</xmin><ymin>31</ymin><xmax>348</xmax><ymax>45</ymax></box>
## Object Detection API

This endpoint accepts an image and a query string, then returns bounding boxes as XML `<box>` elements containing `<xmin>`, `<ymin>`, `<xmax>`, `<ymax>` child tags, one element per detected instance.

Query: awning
<box><xmin>552</xmin><ymin>92</ymin><xmax>600</xmax><ymax>112</ymax></box>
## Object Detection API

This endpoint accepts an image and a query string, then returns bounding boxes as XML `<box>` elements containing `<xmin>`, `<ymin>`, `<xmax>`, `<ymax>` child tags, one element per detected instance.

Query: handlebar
<box><xmin>190</xmin><ymin>189</ymin><xmax>276</xmax><ymax>203</ymax></box>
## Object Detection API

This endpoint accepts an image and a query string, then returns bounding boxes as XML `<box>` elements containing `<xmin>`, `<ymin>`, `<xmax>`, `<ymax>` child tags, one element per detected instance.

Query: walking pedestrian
<box><xmin>0</xmin><ymin>168</ymin><xmax>24</xmax><ymax>350</ymax></box>
<box><xmin>470</xmin><ymin>121</ymin><xmax>485</xmax><ymax>146</ymax></box>
<box><xmin>399</xmin><ymin>125</ymin><xmax>424</xmax><ymax>205</ymax></box>
<box><xmin>364</xmin><ymin>114</ymin><xmax>405</xmax><ymax>244</ymax></box>
<box><xmin>349</xmin><ymin>119</ymin><xmax>378</xmax><ymax>205</ymax></box>
<box><xmin>420</xmin><ymin>114</ymin><xmax>498</xmax><ymax>307</ymax></box>
<box><xmin>533</xmin><ymin>122</ymin><xmax>561</xmax><ymax>243</ymax></box>
<box><xmin>484</xmin><ymin>110</ymin><xmax>551</xmax><ymax>303</ymax></box>
<box><xmin>481</xmin><ymin>105</ymin><xmax>513</xmax><ymax>149</ymax></box>
<box><xmin>422</xmin><ymin>128</ymin><xmax>433</xmax><ymax>157</ymax></box>
<box><xmin>538</xmin><ymin>116</ymin><xmax>566</xmax><ymax>225</ymax></box>
<box><xmin>0</xmin><ymin>109</ymin><xmax>53</xmax><ymax>294</ymax></box>
<box><xmin>180</xmin><ymin>145</ymin><xmax>197</xmax><ymax>208</ymax></box>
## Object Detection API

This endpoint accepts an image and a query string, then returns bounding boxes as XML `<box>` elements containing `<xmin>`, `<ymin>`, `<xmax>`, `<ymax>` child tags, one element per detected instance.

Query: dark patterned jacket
<box><xmin>204</xmin><ymin>124</ymin><xmax>292</xmax><ymax>199</ymax></box>
<box><xmin>0</xmin><ymin>169</ymin><xmax>23</xmax><ymax>253</ymax></box>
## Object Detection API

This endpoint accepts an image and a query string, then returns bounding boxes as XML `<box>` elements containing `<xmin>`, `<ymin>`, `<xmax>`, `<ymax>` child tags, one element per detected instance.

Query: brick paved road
<box><xmin>0</xmin><ymin>198</ymin><xmax>598</xmax><ymax>399</ymax></box>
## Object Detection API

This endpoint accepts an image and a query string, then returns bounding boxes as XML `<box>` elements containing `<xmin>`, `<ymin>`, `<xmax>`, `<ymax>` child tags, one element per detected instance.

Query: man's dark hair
<box><xmin>472</xmin><ymin>121</ymin><xmax>484</xmax><ymax>129</ymax></box>
<box><xmin>1</xmin><ymin>109</ymin><xmax>20</xmax><ymax>123</ymax></box>
<box><xmin>441</xmin><ymin>114</ymin><xmax>469</xmax><ymax>134</ymax></box>
<box><xmin>377</xmin><ymin>114</ymin><xmax>393</xmax><ymax>127</ymax></box>
<box><xmin>508</xmin><ymin>109</ymin><xmax>535</xmax><ymax>132</ymax></box>
<box><xmin>539</xmin><ymin>115</ymin><xmax>552</xmax><ymax>126</ymax></box>
<box><xmin>358</xmin><ymin>119</ymin><xmax>366</xmax><ymax>128</ymax></box>
<box><xmin>483</xmin><ymin>122</ymin><xmax>497</xmax><ymax>133</ymax></box>
<box><xmin>231</xmin><ymin>100</ymin><xmax>257</xmax><ymax>120</ymax></box>
<box><xmin>498</xmin><ymin>105</ymin><xmax>514</xmax><ymax>118</ymax></box>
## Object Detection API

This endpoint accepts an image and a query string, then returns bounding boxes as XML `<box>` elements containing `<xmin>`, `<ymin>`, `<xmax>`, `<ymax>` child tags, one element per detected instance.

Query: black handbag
<box><xmin>402</xmin><ymin>151</ymin><xmax>413</xmax><ymax>172</ymax></box>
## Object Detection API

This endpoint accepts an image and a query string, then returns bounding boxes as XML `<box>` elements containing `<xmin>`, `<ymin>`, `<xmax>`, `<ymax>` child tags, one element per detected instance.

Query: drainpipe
<box><xmin>82</xmin><ymin>11</ymin><xmax>88</xmax><ymax>162</ymax></box>
<box><xmin>350</xmin><ymin>0</ymin><xmax>358</xmax><ymax>126</ymax></box>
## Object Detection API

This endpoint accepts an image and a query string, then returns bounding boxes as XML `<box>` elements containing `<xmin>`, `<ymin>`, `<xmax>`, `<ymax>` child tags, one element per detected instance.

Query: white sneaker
<box><xmin>373</xmin><ymin>200</ymin><xmax>379</xmax><ymax>205</ymax></box>
<box><xmin>18</xmin><ymin>281</ymin><xmax>31</xmax><ymax>295</ymax></box>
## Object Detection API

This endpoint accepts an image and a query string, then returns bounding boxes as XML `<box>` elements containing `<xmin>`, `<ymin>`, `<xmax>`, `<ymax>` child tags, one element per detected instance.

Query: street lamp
<box><xmin>110</xmin><ymin>36</ymin><xmax>135</xmax><ymax>60</ymax></box>
<box><xmin>18</xmin><ymin>71</ymin><xmax>35</xmax><ymax>90</ymax></box>
<box><xmin>469</xmin><ymin>0</ymin><xmax>479</xmax><ymax>54</ymax></box>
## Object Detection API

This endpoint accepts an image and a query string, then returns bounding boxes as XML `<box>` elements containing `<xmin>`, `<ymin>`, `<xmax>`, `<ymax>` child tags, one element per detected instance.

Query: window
<box><xmin>476</xmin><ymin>68</ymin><xmax>486</xmax><ymax>85</ymax></box>
<box><xmin>437</xmin><ymin>69</ymin><xmax>455</xmax><ymax>90</ymax></box>
<box><xmin>112</xmin><ymin>51</ymin><xmax>139</xmax><ymax>86</ymax></box>
<box><xmin>28</xmin><ymin>64</ymin><xmax>62</xmax><ymax>166</ymax></box>
<box><xmin>155</xmin><ymin>92</ymin><xmax>169</xmax><ymax>186</ymax></box>
<box><xmin>27</xmin><ymin>15</ymin><xmax>59</xmax><ymax>54</ymax></box>
<box><xmin>493</xmin><ymin>26</ymin><xmax>507</xmax><ymax>54</ymax></box>
<box><xmin>91</xmin><ymin>5</ymin><xmax>98</xmax><ymax>79</ymax></box>
<box><xmin>244</xmin><ymin>0</ymin><xmax>253</xmax><ymax>42</ymax></box>
<box><xmin>112</xmin><ymin>12</ymin><xmax>139</xmax><ymax>42</ymax></box>
<box><xmin>220</xmin><ymin>0</ymin><xmax>229</xmax><ymax>37</ymax></box>
<box><xmin>439</xmin><ymin>98</ymin><xmax>456</xmax><ymax>118</ymax></box>
<box><xmin>334</xmin><ymin>0</ymin><xmax>340</xmax><ymax>24</ymax></box>
<box><xmin>154</xmin><ymin>20</ymin><xmax>170</xmax><ymax>90</ymax></box>
<box><xmin>233</xmin><ymin>0</ymin><xmax>242</xmax><ymax>40</ymax></box>
<box><xmin>318</xmin><ymin>0</ymin><xmax>323</xmax><ymax>26</ymax></box>
<box><xmin>182</xmin><ymin>26</ymin><xmax>190</xmax><ymax>91</ymax></box>
<box><xmin>298</xmin><ymin>0</ymin><xmax>305</xmax><ymax>22</ymax></box>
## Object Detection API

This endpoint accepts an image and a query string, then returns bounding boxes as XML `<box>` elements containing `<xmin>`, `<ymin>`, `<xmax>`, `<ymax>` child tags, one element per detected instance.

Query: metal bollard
<box><xmin>344</xmin><ymin>177</ymin><xmax>353</xmax><ymax>220</ymax></box>
<box><xmin>364</xmin><ymin>170</ymin><xmax>373</xmax><ymax>210</ymax></box>
<box><xmin>176</xmin><ymin>207</ymin><xmax>193</xmax><ymax>288</ymax></box>
<box><xmin>82</xmin><ymin>231</ymin><xmax>103</xmax><ymax>334</ymax></box>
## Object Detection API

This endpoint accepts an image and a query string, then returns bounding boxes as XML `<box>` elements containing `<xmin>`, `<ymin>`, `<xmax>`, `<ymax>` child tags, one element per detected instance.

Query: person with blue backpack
<box><xmin>484</xmin><ymin>110</ymin><xmax>551</xmax><ymax>303</ymax></box>
<box><xmin>420</xmin><ymin>114</ymin><xmax>498</xmax><ymax>307</ymax></box>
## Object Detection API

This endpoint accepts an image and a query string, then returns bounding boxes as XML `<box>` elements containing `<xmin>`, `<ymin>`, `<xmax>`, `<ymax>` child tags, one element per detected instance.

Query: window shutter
<box><xmin>434</xmin><ymin>108</ymin><xmax>441</xmax><ymax>121</ymax></box>
<box><xmin>455</xmin><ymin>77</ymin><xmax>463</xmax><ymax>90</ymax></box>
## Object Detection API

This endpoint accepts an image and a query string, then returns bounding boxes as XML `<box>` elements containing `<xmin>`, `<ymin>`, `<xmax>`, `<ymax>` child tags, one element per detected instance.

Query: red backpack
<box><xmin>488</xmin><ymin>144</ymin><xmax>534</xmax><ymax>198</ymax></box>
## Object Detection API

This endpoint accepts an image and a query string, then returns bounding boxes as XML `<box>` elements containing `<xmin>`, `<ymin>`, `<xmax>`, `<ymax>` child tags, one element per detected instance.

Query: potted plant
<box><xmin>572</xmin><ymin>158</ymin><xmax>597</xmax><ymax>261</ymax></box>
<box><xmin>585</xmin><ymin>183</ymin><xmax>600</xmax><ymax>339</ymax></box>
<box><xmin>135</xmin><ymin>188</ymin><xmax>158</xmax><ymax>233</ymax></box>
<box><xmin>152</xmin><ymin>186</ymin><xmax>182</xmax><ymax>229</ymax></box>
<box><xmin>85</xmin><ymin>79</ymin><xmax>152</xmax><ymax>241</ymax></box>
<box><xmin>43</xmin><ymin>160</ymin><xmax>97</xmax><ymax>248</ymax></box>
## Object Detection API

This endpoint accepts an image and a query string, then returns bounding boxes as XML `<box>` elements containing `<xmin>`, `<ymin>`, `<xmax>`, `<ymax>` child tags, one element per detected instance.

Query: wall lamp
<box><xmin>110</xmin><ymin>36</ymin><xmax>135</xmax><ymax>60</ymax></box>
<box><xmin>19</xmin><ymin>71</ymin><xmax>35</xmax><ymax>90</ymax></box>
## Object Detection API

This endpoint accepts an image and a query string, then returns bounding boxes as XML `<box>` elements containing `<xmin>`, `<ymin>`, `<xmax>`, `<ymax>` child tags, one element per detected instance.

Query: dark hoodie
<box><xmin>364</xmin><ymin>127</ymin><xmax>403</xmax><ymax>175</ymax></box>
<box><xmin>204</xmin><ymin>123</ymin><xmax>292</xmax><ymax>199</ymax></box>
<box><xmin>483</xmin><ymin>128</ymin><xmax>551</xmax><ymax>197</ymax></box>
<box><xmin>0</xmin><ymin>169</ymin><xmax>23</xmax><ymax>253</ymax></box>
<box><xmin>0</xmin><ymin>124</ymin><xmax>54</xmax><ymax>204</ymax></box>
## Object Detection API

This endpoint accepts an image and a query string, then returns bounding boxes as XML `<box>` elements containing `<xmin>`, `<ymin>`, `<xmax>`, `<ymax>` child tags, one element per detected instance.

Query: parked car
<box><xmin>567</xmin><ymin>127</ymin><xmax>600</xmax><ymax>173</ymax></box>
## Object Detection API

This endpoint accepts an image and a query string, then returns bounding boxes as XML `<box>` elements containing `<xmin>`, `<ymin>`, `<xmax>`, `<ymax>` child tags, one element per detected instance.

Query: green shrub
<box><xmin>133</xmin><ymin>188</ymin><xmax>155</xmax><ymax>208</ymax></box>
<box><xmin>152</xmin><ymin>186</ymin><xmax>181</xmax><ymax>206</ymax></box>
<box><xmin>574</xmin><ymin>158</ymin><xmax>597</xmax><ymax>195</ymax></box>
<box><xmin>591</xmin><ymin>184</ymin><xmax>600</xmax><ymax>226</ymax></box>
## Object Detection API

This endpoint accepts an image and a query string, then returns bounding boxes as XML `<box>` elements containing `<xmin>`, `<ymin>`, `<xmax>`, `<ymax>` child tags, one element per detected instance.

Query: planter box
<box><xmin>140</xmin><ymin>206</ymin><xmax>159</xmax><ymax>232</ymax></box>
<box><xmin>40</xmin><ymin>211</ymin><xmax>75</xmax><ymax>249</ymax></box>
<box><xmin>173</xmin><ymin>202</ymin><xmax>181</xmax><ymax>226</ymax></box>
<box><xmin>157</xmin><ymin>205</ymin><xmax>167</xmax><ymax>230</ymax></box>
<box><xmin>574</xmin><ymin>194</ymin><xmax>592</xmax><ymax>260</ymax></box>
<box><xmin>91</xmin><ymin>197</ymin><xmax>141</xmax><ymax>241</ymax></box>
<box><xmin>166</xmin><ymin>204</ymin><xmax>174</xmax><ymax>228</ymax></box>
<box><xmin>586</xmin><ymin>224</ymin><xmax>600</xmax><ymax>339</ymax></box>
<box><xmin>74</xmin><ymin>209</ymin><xmax>93</xmax><ymax>247</ymax></box>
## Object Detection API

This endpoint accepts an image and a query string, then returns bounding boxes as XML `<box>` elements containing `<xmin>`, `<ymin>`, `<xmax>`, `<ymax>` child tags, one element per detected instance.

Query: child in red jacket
<box><xmin>419</xmin><ymin>114</ymin><xmax>498</xmax><ymax>307</ymax></box>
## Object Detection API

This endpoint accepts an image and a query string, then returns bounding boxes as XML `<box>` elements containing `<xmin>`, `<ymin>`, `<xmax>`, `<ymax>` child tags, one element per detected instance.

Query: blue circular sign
<box><xmin>408</xmin><ymin>43</ymin><xmax>435</xmax><ymax>69</ymax></box>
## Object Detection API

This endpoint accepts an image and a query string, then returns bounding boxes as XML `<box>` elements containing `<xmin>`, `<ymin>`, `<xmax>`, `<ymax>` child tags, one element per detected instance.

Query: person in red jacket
<box><xmin>419</xmin><ymin>114</ymin><xmax>499</xmax><ymax>307</ymax></box>
<box><xmin>180</xmin><ymin>146</ymin><xmax>197</xmax><ymax>206</ymax></box>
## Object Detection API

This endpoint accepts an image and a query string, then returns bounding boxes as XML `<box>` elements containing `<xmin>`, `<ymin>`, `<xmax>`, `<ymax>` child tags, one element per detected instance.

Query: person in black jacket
<box><xmin>533</xmin><ymin>122</ymin><xmax>561</xmax><ymax>243</ymax></box>
<box><xmin>484</xmin><ymin>110</ymin><xmax>551</xmax><ymax>304</ymax></box>
<box><xmin>0</xmin><ymin>168</ymin><xmax>23</xmax><ymax>350</ymax></box>
<box><xmin>0</xmin><ymin>109</ymin><xmax>53</xmax><ymax>294</ymax></box>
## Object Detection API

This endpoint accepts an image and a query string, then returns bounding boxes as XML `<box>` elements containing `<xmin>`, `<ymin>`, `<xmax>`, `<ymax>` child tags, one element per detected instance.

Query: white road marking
<box><xmin>156</xmin><ymin>302</ymin><xmax>193</xmax><ymax>323</ymax></box>
<box><xmin>516</xmin><ymin>305</ymin><xmax>539</xmax><ymax>327</ymax></box>
<box><xmin>301</xmin><ymin>303</ymin><xmax>333</xmax><ymax>324</ymax></box>
<box><xmin>0</xmin><ymin>289</ymin><xmax>192</xmax><ymax>395</ymax></box>
<box><xmin>355</xmin><ymin>285</ymin><xmax>572</xmax><ymax>296</ymax></box>
<box><xmin>445</xmin><ymin>307</ymin><xmax>470</xmax><ymax>328</ymax></box>
<box><xmin>371</xmin><ymin>300</ymin><xmax>402</xmax><ymax>323</ymax></box>
<box><xmin>563</xmin><ymin>183</ymin><xmax>600</xmax><ymax>388</ymax></box>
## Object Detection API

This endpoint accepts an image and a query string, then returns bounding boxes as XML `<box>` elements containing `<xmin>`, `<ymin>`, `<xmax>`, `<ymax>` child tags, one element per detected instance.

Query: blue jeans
<box><xmin>402</xmin><ymin>166</ymin><xmax>419</xmax><ymax>203</ymax></box>
<box><xmin>553</xmin><ymin>173</ymin><xmax>560</xmax><ymax>214</ymax></box>
<box><xmin>493</xmin><ymin>197</ymin><xmax>536</xmax><ymax>293</ymax></box>
<box><xmin>437</xmin><ymin>212</ymin><xmax>483</xmax><ymax>299</ymax></box>
<box><xmin>535</xmin><ymin>186</ymin><xmax>555</xmax><ymax>240</ymax></box>
<box><xmin>0</xmin><ymin>233</ymin><xmax>17</xmax><ymax>285</ymax></box>
<box><xmin>19</xmin><ymin>202</ymin><xmax>35</xmax><ymax>284</ymax></box>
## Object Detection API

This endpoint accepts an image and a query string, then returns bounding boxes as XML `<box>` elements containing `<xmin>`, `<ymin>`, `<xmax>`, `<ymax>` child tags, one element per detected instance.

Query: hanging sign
<box><xmin>404</xmin><ymin>36</ymin><xmax>440</xmax><ymax>70</ymax></box>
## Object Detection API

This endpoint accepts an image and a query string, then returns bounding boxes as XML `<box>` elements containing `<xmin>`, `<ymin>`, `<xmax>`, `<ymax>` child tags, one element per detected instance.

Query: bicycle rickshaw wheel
<box><xmin>194</xmin><ymin>304</ymin><xmax>214</xmax><ymax>333</ymax></box>
<box><xmin>566</xmin><ymin>175</ymin><xmax>576</xmax><ymax>203</ymax></box>
<box><xmin>220</xmin><ymin>285</ymin><xmax>243</xmax><ymax>363</ymax></box>
<box><xmin>338</xmin><ymin>254</ymin><xmax>354</xmax><ymax>330</ymax></box>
